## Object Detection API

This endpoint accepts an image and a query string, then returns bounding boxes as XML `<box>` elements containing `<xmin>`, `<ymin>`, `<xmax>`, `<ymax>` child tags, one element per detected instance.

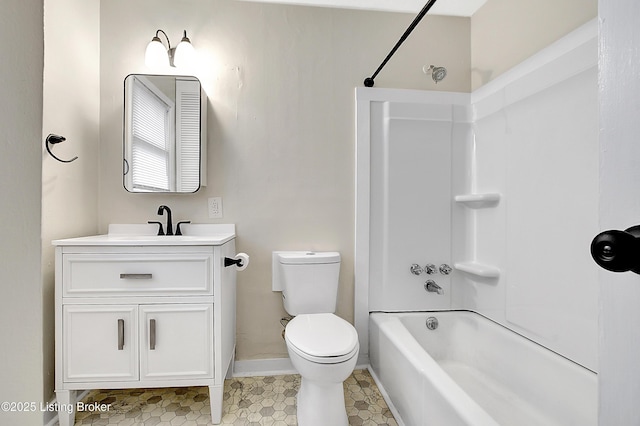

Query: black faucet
<box><xmin>157</xmin><ymin>205</ymin><xmax>173</xmax><ymax>235</ymax></box>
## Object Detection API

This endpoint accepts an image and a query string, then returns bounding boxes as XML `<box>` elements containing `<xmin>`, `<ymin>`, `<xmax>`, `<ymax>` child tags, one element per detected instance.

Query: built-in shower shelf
<box><xmin>454</xmin><ymin>193</ymin><xmax>501</xmax><ymax>208</ymax></box>
<box><xmin>454</xmin><ymin>261</ymin><xmax>501</xmax><ymax>278</ymax></box>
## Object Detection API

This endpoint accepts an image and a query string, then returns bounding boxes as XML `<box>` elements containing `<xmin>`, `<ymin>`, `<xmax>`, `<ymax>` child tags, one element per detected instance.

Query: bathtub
<box><xmin>369</xmin><ymin>311</ymin><xmax>597</xmax><ymax>426</ymax></box>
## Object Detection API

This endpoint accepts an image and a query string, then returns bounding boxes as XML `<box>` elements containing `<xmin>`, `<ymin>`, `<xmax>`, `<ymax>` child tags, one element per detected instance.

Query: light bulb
<box><xmin>174</xmin><ymin>31</ymin><xmax>195</xmax><ymax>68</ymax></box>
<box><xmin>145</xmin><ymin>37</ymin><xmax>169</xmax><ymax>68</ymax></box>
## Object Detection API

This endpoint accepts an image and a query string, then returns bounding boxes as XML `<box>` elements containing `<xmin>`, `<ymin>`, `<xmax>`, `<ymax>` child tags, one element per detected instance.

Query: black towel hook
<box><xmin>46</xmin><ymin>133</ymin><xmax>78</xmax><ymax>163</ymax></box>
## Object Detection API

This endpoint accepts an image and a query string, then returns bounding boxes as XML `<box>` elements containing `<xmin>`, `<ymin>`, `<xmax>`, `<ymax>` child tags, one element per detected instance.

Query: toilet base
<box><xmin>296</xmin><ymin>378</ymin><xmax>348</xmax><ymax>426</ymax></box>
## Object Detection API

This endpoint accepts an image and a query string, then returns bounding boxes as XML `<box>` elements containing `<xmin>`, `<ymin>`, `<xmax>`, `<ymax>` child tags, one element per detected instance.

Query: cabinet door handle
<box><xmin>117</xmin><ymin>319</ymin><xmax>124</xmax><ymax>350</ymax></box>
<box><xmin>119</xmin><ymin>273</ymin><xmax>153</xmax><ymax>279</ymax></box>
<box><xmin>149</xmin><ymin>319</ymin><xmax>156</xmax><ymax>350</ymax></box>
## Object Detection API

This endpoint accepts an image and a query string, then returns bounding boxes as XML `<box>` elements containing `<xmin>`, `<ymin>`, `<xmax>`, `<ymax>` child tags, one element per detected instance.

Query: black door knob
<box><xmin>591</xmin><ymin>225</ymin><xmax>640</xmax><ymax>274</ymax></box>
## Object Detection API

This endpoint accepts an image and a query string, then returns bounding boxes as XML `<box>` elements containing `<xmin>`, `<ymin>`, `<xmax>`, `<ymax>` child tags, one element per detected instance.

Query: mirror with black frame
<box><xmin>123</xmin><ymin>74</ymin><xmax>206</xmax><ymax>193</ymax></box>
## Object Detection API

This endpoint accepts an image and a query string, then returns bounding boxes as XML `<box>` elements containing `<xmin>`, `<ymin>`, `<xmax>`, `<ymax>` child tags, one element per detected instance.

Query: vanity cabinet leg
<box><xmin>209</xmin><ymin>384</ymin><xmax>223</xmax><ymax>424</ymax></box>
<box><xmin>56</xmin><ymin>390</ymin><xmax>76</xmax><ymax>426</ymax></box>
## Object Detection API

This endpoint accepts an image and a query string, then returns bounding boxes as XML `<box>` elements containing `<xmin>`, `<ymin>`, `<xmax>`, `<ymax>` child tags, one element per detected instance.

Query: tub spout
<box><xmin>425</xmin><ymin>280</ymin><xmax>444</xmax><ymax>295</ymax></box>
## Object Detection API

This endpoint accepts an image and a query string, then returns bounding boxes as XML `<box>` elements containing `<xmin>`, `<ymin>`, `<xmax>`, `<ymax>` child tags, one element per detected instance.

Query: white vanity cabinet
<box><xmin>53</xmin><ymin>225</ymin><xmax>237</xmax><ymax>426</ymax></box>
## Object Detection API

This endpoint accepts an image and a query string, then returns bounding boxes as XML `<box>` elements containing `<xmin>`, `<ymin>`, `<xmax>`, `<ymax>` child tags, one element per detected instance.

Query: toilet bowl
<box><xmin>285</xmin><ymin>313</ymin><xmax>359</xmax><ymax>426</ymax></box>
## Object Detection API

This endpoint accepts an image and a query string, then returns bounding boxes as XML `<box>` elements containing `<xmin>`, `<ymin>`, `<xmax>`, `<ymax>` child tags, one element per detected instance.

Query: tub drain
<box><xmin>426</xmin><ymin>317</ymin><xmax>439</xmax><ymax>330</ymax></box>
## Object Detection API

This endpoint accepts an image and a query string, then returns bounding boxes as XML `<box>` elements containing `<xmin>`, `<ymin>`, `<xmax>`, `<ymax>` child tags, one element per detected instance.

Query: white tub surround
<box><xmin>355</xmin><ymin>88</ymin><xmax>470</xmax><ymax>366</ymax></box>
<box><xmin>467</xmin><ymin>18</ymin><xmax>598</xmax><ymax>370</ymax></box>
<box><xmin>358</xmin><ymin>89</ymin><xmax>470</xmax><ymax>315</ymax></box>
<box><xmin>370</xmin><ymin>311</ymin><xmax>597</xmax><ymax>426</ymax></box>
<box><xmin>356</xmin><ymin>19</ymin><xmax>598</xmax><ymax>371</ymax></box>
<box><xmin>52</xmin><ymin>224</ymin><xmax>238</xmax><ymax>426</ymax></box>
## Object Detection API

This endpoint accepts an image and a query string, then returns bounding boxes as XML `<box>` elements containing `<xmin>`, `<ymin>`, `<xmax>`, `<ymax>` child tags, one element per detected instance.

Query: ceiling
<box><xmin>235</xmin><ymin>0</ymin><xmax>487</xmax><ymax>16</ymax></box>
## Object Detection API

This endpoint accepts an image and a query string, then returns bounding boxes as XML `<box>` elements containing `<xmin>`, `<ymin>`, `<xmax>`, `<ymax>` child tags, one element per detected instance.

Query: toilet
<box><xmin>273</xmin><ymin>251</ymin><xmax>359</xmax><ymax>426</ymax></box>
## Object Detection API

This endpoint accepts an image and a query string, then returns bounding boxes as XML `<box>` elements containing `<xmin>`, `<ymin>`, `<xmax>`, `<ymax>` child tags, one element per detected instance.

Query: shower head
<box><xmin>423</xmin><ymin>65</ymin><xmax>447</xmax><ymax>84</ymax></box>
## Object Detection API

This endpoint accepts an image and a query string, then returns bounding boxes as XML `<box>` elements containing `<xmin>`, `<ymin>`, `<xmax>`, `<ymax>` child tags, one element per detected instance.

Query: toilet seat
<box><xmin>285</xmin><ymin>313</ymin><xmax>359</xmax><ymax>364</ymax></box>
<box><xmin>287</xmin><ymin>339</ymin><xmax>358</xmax><ymax>364</ymax></box>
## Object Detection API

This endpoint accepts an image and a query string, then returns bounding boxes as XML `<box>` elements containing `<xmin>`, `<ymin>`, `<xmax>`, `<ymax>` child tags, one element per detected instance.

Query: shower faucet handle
<box><xmin>424</xmin><ymin>264</ymin><xmax>437</xmax><ymax>275</ymax></box>
<box><xmin>410</xmin><ymin>264</ymin><xmax>423</xmax><ymax>275</ymax></box>
<box><xmin>439</xmin><ymin>264</ymin><xmax>452</xmax><ymax>275</ymax></box>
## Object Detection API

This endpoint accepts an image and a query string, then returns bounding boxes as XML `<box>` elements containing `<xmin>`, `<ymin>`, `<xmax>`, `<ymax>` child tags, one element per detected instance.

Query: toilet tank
<box><xmin>277</xmin><ymin>251</ymin><xmax>341</xmax><ymax>316</ymax></box>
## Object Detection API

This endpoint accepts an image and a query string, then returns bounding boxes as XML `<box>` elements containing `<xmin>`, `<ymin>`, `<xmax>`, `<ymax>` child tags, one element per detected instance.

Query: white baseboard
<box><xmin>232</xmin><ymin>356</ymin><xmax>370</xmax><ymax>378</ymax></box>
<box><xmin>232</xmin><ymin>357</ymin><xmax>297</xmax><ymax>377</ymax></box>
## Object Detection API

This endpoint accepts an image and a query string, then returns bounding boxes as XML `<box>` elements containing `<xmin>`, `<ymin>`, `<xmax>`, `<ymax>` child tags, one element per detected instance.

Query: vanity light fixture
<box><xmin>145</xmin><ymin>29</ymin><xmax>195</xmax><ymax>68</ymax></box>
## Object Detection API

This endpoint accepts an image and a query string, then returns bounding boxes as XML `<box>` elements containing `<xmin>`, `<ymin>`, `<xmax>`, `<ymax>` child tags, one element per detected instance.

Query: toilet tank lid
<box><xmin>278</xmin><ymin>251</ymin><xmax>340</xmax><ymax>264</ymax></box>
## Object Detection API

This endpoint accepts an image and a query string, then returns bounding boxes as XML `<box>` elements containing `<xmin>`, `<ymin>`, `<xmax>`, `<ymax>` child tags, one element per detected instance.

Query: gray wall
<box><xmin>0</xmin><ymin>1</ymin><xmax>44</xmax><ymax>424</ymax></box>
<box><xmin>42</xmin><ymin>0</ymin><xmax>101</xmax><ymax>403</ymax></box>
<box><xmin>471</xmin><ymin>0</ymin><xmax>597</xmax><ymax>89</ymax></box>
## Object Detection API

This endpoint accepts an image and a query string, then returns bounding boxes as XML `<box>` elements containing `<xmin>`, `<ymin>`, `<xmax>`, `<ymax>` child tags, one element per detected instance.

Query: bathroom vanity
<box><xmin>53</xmin><ymin>224</ymin><xmax>237</xmax><ymax>426</ymax></box>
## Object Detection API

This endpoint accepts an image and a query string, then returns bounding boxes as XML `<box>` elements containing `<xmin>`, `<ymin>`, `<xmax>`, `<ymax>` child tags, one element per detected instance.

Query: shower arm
<box><xmin>363</xmin><ymin>0</ymin><xmax>439</xmax><ymax>88</ymax></box>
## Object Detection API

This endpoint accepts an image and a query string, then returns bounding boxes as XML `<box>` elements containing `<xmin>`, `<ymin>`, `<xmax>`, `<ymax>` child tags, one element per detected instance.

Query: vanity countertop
<box><xmin>52</xmin><ymin>224</ymin><xmax>235</xmax><ymax>246</ymax></box>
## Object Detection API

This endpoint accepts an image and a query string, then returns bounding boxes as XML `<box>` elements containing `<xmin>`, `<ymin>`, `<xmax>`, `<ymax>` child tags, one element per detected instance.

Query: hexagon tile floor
<box><xmin>65</xmin><ymin>369</ymin><xmax>398</xmax><ymax>425</ymax></box>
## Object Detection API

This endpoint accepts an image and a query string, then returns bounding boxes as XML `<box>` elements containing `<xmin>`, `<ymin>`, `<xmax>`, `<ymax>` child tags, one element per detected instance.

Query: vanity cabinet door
<box><xmin>139</xmin><ymin>304</ymin><xmax>213</xmax><ymax>381</ymax></box>
<box><xmin>63</xmin><ymin>305</ymin><xmax>138</xmax><ymax>382</ymax></box>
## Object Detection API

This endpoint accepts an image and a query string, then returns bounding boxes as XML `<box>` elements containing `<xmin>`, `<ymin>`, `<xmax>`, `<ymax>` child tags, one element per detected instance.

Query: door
<box><xmin>63</xmin><ymin>305</ymin><xmax>138</xmax><ymax>382</ymax></box>
<box><xmin>598</xmin><ymin>1</ymin><xmax>640</xmax><ymax>422</ymax></box>
<box><xmin>140</xmin><ymin>304</ymin><xmax>213</xmax><ymax>380</ymax></box>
